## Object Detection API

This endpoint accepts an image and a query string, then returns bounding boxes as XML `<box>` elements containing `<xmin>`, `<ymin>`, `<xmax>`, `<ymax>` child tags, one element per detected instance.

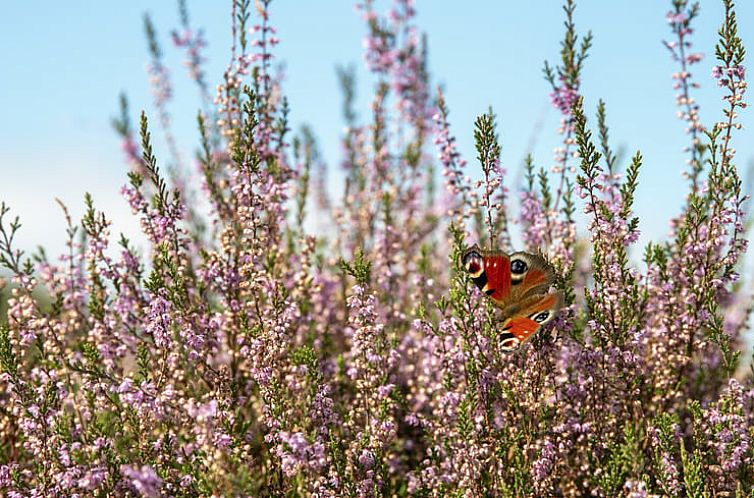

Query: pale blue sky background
<box><xmin>1</xmin><ymin>1</ymin><xmax>752</xmax><ymax>258</ymax></box>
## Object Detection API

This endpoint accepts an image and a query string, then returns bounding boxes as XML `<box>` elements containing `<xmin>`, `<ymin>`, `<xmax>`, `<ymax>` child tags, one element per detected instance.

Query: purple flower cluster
<box><xmin>433</xmin><ymin>90</ymin><xmax>476</xmax><ymax>230</ymax></box>
<box><xmin>664</xmin><ymin>0</ymin><xmax>707</xmax><ymax>189</ymax></box>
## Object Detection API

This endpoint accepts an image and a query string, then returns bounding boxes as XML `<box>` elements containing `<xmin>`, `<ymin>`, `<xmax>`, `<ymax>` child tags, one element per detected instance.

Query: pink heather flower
<box><xmin>0</xmin><ymin>465</ymin><xmax>15</xmax><ymax>488</ymax></box>
<box><xmin>275</xmin><ymin>431</ymin><xmax>326</xmax><ymax>477</ymax></box>
<box><xmin>214</xmin><ymin>433</ymin><xmax>233</xmax><ymax>449</ymax></box>
<box><xmin>120</xmin><ymin>464</ymin><xmax>162</xmax><ymax>498</ymax></box>
<box><xmin>145</xmin><ymin>293</ymin><xmax>173</xmax><ymax>349</ymax></box>
<box><xmin>624</xmin><ymin>479</ymin><xmax>649</xmax><ymax>498</ymax></box>
<box><xmin>121</xmin><ymin>135</ymin><xmax>142</xmax><ymax>167</ymax></box>
<box><xmin>358</xmin><ymin>449</ymin><xmax>375</xmax><ymax>469</ymax></box>
<box><xmin>146</xmin><ymin>63</ymin><xmax>172</xmax><ymax>108</ymax></box>
<box><xmin>117</xmin><ymin>377</ymin><xmax>134</xmax><ymax>394</ymax></box>
<box><xmin>686</xmin><ymin>52</ymin><xmax>703</xmax><ymax>64</ymax></box>
<box><xmin>79</xmin><ymin>467</ymin><xmax>107</xmax><ymax>490</ymax></box>
<box><xmin>532</xmin><ymin>438</ymin><xmax>556</xmax><ymax>488</ymax></box>
<box><xmin>172</xmin><ymin>28</ymin><xmax>208</xmax><ymax>88</ymax></box>
<box><xmin>666</xmin><ymin>12</ymin><xmax>688</xmax><ymax>24</ymax></box>
<box><xmin>704</xmin><ymin>380</ymin><xmax>751</xmax><ymax>473</ymax></box>
<box><xmin>550</xmin><ymin>82</ymin><xmax>579</xmax><ymax>116</ymax></box>
<box><xmin>377</xmin><ymin>383</ymin><xmax>394</xmax><ymax>398</ymax></box>
<box><xmin>188</xmin><ymin>399</ymin><xmax>218</xmax><ymax>422</ymax></box>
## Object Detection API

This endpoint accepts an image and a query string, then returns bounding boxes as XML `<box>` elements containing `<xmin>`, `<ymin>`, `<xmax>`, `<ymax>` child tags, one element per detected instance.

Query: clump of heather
<box><xmin>1</xmin><ymin>0</ymin><xmax>753</xmax><ymax>496</ymax></box>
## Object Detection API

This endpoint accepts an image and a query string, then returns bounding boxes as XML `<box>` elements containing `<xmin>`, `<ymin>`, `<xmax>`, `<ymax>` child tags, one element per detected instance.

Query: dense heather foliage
<box><xmin>0</xmin><ymin>0</ymin><xmax>752</xmax><ymax>496</ymax></box>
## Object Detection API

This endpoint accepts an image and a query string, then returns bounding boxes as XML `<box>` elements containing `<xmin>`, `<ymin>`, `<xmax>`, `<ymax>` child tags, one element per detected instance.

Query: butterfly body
<box><xmin>460</xmin><ymin>244</ymin><xmax>563</xmax><ymax>352</ymax></box>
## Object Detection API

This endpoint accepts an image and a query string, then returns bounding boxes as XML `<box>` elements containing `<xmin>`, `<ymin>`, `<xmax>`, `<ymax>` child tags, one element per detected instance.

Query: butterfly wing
<box><xmin>498</xmin><ymin>291</ymin><xmax>564</xmax><ymax>352</ymax></box>
<box><xmin>507</xmin><ymin>251</ymin><xmax>556</xmax><ymax>299</ymax></box>
<box><xmin>459</xmin><ymin>245</ymin><xmax>512</xmax><ymax>308</ymax></box>
<box><xmin>461</xmin><ymin>244</ymin><xmax>564</xmax><ymax>351</ymax></box>
<box><xmin>460</xmin><ymin>246</ymin><xmax>557</xmax><ymax>308</ymax></box>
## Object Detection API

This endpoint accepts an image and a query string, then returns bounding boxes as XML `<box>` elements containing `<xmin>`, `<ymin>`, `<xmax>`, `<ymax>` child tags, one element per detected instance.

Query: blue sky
<box><xmin>1</xmin><ymin>1</ymin><xmax>752</xmax><ymax>258</ymax></box>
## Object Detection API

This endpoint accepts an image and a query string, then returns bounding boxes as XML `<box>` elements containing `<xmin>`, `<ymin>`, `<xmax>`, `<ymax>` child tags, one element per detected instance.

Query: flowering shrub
<box><xmin>0</xmin><ymin>0</ymin><xmax>752</xmax><ymax>496</ymax></box>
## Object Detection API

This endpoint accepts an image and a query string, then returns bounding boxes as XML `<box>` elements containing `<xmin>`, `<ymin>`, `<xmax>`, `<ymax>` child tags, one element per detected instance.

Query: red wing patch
<box><xmin>483</xmin><ymin>254</ymin><xmax>511</xmax><ymax>304</ymax></box>
<box><xmin>499</xmin><ymin>317</ymin><xmax>539</xmax><ymax>352</ymax></box>
<box><xmin>498</xmin><ymin>292</ymin><xmax>563</xmax><ymax>352</ymax></box>
<box><xmin>505</xmin><ymin>316</ymin><xmax>540</xmax><ymax>341</ymax></box>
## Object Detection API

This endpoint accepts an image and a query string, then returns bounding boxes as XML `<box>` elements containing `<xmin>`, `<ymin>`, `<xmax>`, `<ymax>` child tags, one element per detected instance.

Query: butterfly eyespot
<box><xmin>461</xmin><ymin>250</ymin><xmax>484</xmax><ymax>277</ymax></box>
<box><xmin>533</xmin><ymin>311</ymin><xmax>550</xmax><ymax>323</ymax></box>
<box><xmin>500</xmin><ymin>337</ymin><xmax>520</xmax><ymax>351</ymax></box>
<box><xmin>511</xmin><ymin>259</ymin><xmax>527</xmax><ymax>274</ymax></box>
<box><xmin>461</xmin><ymin>250</ymin><xmax>481</xmax><ymax>265</ymax></box>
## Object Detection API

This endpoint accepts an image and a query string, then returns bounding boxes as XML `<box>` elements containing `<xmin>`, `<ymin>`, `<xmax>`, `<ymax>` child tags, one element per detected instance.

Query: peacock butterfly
<box><xmin>460</xmin><ymin>244</ymin><xmax>564</xmax><ymax>352</ymax></box>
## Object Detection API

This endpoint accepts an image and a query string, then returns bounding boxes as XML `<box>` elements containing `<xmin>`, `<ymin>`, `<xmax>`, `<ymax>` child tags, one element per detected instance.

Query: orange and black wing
<box><xmin>497</xmin><ymin>291</ymin><xmax>564</xmax><ymax>351</ymax></box>
<box><xmin>459</xmin><ymin>244</ymin><xmax>512</xmax><ymax>308</ymax></box>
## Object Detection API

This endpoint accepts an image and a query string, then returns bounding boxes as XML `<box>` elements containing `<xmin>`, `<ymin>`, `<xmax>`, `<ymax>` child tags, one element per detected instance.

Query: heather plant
<box><xmin>0</xmin><ymin>0</ymin><xmax>753</xmax><ymax>496</ymax></box>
